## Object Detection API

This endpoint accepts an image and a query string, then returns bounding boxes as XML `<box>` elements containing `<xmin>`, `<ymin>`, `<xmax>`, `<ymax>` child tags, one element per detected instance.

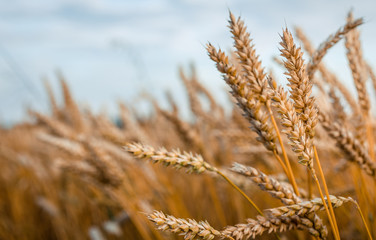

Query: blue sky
<box><xmin>1</xmin><ymin>0</ymin><xmax>376</xmax><ymax>124</ymax></box>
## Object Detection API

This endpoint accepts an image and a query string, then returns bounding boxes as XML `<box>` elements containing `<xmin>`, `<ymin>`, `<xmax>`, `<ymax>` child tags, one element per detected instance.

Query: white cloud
<box><xmin>0</xmin><ymin>0</ymin><xmax>375</xmax><ymax>123</ymax></box>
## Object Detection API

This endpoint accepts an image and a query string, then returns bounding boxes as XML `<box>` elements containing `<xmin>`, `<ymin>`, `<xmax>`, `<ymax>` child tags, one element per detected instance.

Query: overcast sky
<box><xmin>1</xmin><ymin>0</ymin><xmax>376</xmax><ymax>124</ymax></box>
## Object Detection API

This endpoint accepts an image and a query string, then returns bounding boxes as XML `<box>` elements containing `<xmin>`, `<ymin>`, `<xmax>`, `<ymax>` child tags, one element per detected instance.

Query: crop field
<box><xmin>0</xmin><ymin>10</ymin><xmax>375</xmax><ymax>240</ymax></box>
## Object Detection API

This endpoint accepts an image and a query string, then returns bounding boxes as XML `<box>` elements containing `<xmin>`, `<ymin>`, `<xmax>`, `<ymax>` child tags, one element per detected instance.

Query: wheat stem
<box><xmin>313</xmin><ymin>146</ymin><xmax>340</xmax><ymax>240</ymax></box>
<box><xmin>272</xmin><ymin>151</ymin><xmax>289</xmax><ymax>179</ymax></box>
<box><xmin>307</xmin><ymin>168</ymin><xmax>312</xmax><ymax>200</ymax></box>
<box><xmin>216</xmin><ymin>172</ymin><xmax>283</xmax><ymax>239</ymax></box>
<box><xmin>352</xmin><ymin>200</ymin><xmax>373</xmax><ymax>240</ymax></box>
<box><xmin>216</xmin><ymin>170</ymin><xmax>263</xmax><ymax>216</ymax></box>
<box><xmin>310</xmin><ymin>171</ymin><xmax>338</xmax><ymax>240</ymax></box>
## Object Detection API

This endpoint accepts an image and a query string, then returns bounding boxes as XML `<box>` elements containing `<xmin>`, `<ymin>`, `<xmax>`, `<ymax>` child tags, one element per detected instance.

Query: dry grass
<box><xmin>0</xmin><ymin>10</ymin><xmax>375</xmax><ymax>240</ymax></box>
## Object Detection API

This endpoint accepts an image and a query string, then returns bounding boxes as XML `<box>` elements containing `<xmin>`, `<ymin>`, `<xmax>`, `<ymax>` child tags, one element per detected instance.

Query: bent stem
<box><xmin>267</xmin><ymin>103</ymin><xmax>300</xmax><ymax>196</ymax></box>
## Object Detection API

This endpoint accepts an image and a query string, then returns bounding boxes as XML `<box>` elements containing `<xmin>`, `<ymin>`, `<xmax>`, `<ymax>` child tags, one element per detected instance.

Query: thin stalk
<box><xmin>352</xmin><ymin>200</ymin><xmax>373</xmax><ymax>240</ymax></box>
<box><xmin>217</xmin><ymin>170</ymin><xmax>286</xmax><ymax>240</ymax></box>
<box><xmin>216</xmin><ymin>172</ymin><xmax>283</xmax><ymax>239</ymax></box>
<box><xmin>216</xmin><ymin>170</ymin><xmax>263</xmax><ymax>215</ymax></box>
<box><xmin>307</xmin><ymin>168</ymin><xmax>312</xmax><ymax>200</ymax></box>
<box><xmin>267</xmin><ymin>103</ymin><xmax>300</xmax><ymax>196</ymax></box>
<box><xmin>373</xmin><ymin>179</ymin><xmax>376</xmax><ymax>237</ymax></box>
<box><xmin>198</xmin><ymin>145</ymin><xmax>228</xmax><ymax>226</ymax></box>
<box><xmin>357</xmin><ymin>168</ymin><xmax>372</xmax><ymax>209</ymax></box>
<box><xmin>310</xmin><ymin>170</ymin><xmax>339</xmax><ymax>240</ymax></box>
<box><xmin>351</xmin><ymin>166</ymin><xmax>372</xmax><ymax>236</ymax></box>
<box><xmin>273</xmin><ymin>150</ymin><xmax>289</xmax><ymax>179</ymax></box>
<box><xmin>205</xmin><ymin>177</ymin><xmax>228</xmax><ymax>226</ymax></box>
<box><xmin>364</xmin><ymin>112</ymin><xmax>376</xmax><ymax>236</ymax></box>
<box><xmin>313</xmin><ymin>146</ymin><xmax>340</xmax><ymax>240</ymax></box>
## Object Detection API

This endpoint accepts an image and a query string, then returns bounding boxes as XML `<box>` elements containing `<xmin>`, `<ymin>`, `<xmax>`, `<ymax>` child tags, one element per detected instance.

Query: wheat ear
<box><xmin>223</xmin><ymin>212</ymin><xmax>328</xmax><ymax>239</ymax></box>
<box><xmin>295</xmin><ymin>27</ymin><xmax>359</xmax><ymax>113</ymax></box>
<box><xmin>228</xmin><ymin>12</ymin><xmax>299</xmax><ymax>195</ymax></box>
<box><xmin>230</xmin><ymin>163</ymin><xmax>327</xmax><ymax>238</ymax></box>
<box><xmin>58</xmin><ymin>72</ymin><xmax>85</xmax><ymax>133</ymax></box>
<box><xmin>367</xmin><ymin>63</ymin><xmax>376</xmax><ymax>102</ymax></box>
<box><xmin>125</xmin><ymin>142</ymin><xmax>215</xmax><ymax>173</ymax></box>
<box><xmin>228</xmin><ymin>12</ymin><xmax>269</xmax><ymax>102</ymax></box>
<box><xmin>231</xmin><ymin>163</ymin><xmax>301</xmax><ymax>205</ymax></box>
<box><xmin>207</xmin><ymin>44</ymin><xmax>278</xmax><ymax>152</ymax></box>
<box><xmin>319</xmin><ymin>112</ymin><xmax>376</xmax><ymax>177</ymax></box>
<box><xmin>206</xmin><ymin>44</ymin><xmax>287</xmax><ymax>180</ymax></box>
<box><xmin>37</xmin><ymin>132</ymin><xmax>86</xmax><ymax>158</ymax></box>
<box><xmin>345</xmin><ymin>12</ymin><xmax>374</xmax><ymax>165</ymax></box>
<box><xmin>223</xmin><ymin>215</ymin><xmax>300</xmax><ymax>240</ymax></box>
<box><xmin>278</xmin><ymin>27</ymin><xmax>340</xmax><ymax>239</ymax></box>
<box><xmin>30</xmin><ymin>111</ymin><xmax>76</xmax><ymax>139</ymax></box>
<box><xmin>265</xmin><ymin>195</ymin><xmax>353</xmax><ymax>218</ymax></box>
<box><xmin>307</xmin><ymin>17</ymin><xmax>363</xmax><ymax>79</ymax></box>
<box><xmin>148</xmin><ymin>211</ymin><xmax>233</xmax><ymax>240</ymax></box>
<box><xmin>125</xmin><ymin>142</ymin><xmax>263</xmax><ymax>215</ymax></box>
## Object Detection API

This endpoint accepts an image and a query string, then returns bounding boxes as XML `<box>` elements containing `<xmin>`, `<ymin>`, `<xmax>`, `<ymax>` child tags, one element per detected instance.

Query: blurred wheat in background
<box><xmin>1</xmin><ymin>7</ymin><xmax>376</xmax><ymax>240</ymax></box>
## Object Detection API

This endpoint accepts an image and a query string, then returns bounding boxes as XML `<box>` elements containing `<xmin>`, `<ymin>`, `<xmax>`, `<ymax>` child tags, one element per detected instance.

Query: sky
<box><xmin>0</xmin><ymin>0</ymin><xmax>376</xmax><ymax>124</ymax></box>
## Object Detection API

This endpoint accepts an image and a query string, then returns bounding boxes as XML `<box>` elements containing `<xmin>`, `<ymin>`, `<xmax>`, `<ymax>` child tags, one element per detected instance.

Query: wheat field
<box><xmin>0</xmin><ymin>10</ymin><xmax>375</xmax><ymax>240</ymax></box>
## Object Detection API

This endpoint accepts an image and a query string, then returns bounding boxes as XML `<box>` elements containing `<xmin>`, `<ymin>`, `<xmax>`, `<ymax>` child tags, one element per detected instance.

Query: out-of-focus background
<box><xmin>1</xmin><ymin>0</ymin><xmax>375</xmax><ymax>124</ymax></box>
